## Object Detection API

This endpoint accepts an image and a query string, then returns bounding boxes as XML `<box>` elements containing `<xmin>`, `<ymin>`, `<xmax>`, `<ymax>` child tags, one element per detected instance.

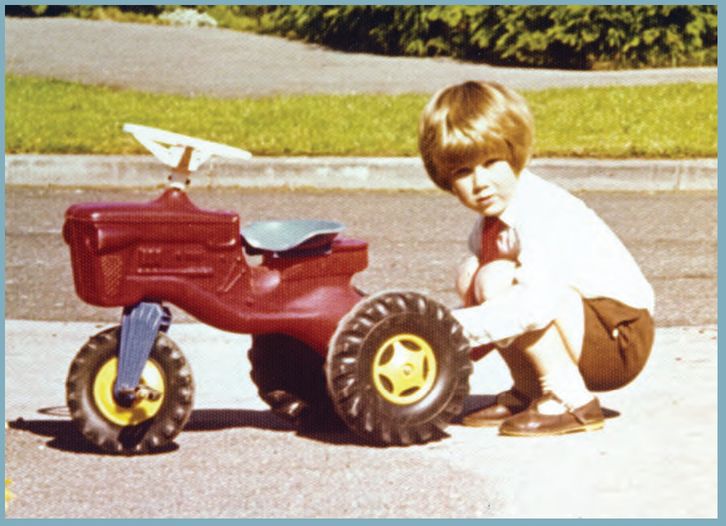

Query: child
<box><xmin>418</xmin><ymin>81</ymin><xmax>655</xmax><ymax>436</ymax></box>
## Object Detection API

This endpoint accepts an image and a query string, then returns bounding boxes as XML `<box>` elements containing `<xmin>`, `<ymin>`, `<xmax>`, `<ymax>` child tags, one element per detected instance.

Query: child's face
<box><xmin>449</xmin><ymin>157</ymin><xmax>518</xmax><ymax>216</ymax></box>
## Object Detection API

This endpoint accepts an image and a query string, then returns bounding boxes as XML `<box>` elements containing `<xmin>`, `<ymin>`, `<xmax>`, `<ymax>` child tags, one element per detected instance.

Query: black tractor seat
<box><xmin>241</xmin><ymin>219</ymin><xmax>344</xmax><ymax>255</ymax></box>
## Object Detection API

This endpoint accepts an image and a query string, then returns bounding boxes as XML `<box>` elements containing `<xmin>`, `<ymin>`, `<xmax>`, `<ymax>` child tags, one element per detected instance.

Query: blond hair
<box><xmin>418</xmin><ymin>81</ymin><xmax>534</xmax><ymax>191</ymax></box>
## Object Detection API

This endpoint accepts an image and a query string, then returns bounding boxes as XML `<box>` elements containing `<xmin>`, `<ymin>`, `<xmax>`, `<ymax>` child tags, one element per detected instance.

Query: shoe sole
<box><xmin>462</xmin><ymin>404</ymin><xmax>529</xmax><ymax>428</ymax></box>
<box><xmin>461</xmin><ymin>419</ymin><xmax>507</xmax><ymax>428</ymax></box>
<box><xmin>499</xmin><ymin>420</ymin><xmax>605</xmax><ymax>437</ymax></box>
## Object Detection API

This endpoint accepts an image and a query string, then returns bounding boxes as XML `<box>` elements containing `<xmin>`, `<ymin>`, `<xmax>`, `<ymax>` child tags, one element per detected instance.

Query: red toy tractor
<box><xmin>62</xmin><ymin>124</ymin><xmax>472</xmax><ymax>453</ymax></box>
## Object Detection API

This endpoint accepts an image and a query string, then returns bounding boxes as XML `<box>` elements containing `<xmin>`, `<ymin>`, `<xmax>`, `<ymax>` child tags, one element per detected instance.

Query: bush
<box><xmin>256</xmin><ymin>5</ymin><xmax>718</xmax><ymax>69</ymax></box>
<box><xmin>6</xmin><ymin>5</ymin><xmax>717</xmax><ymax>69</ymax></box>
<box><xmin>5</xmin><ymin>5</ymin><xmax>165</xmax><ymax>18</ymax></box>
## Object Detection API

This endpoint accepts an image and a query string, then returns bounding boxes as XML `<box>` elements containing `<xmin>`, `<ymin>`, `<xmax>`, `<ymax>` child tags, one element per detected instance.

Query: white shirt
<box><xmin>453</xmin><ymin>169</ymin><xmax>655</xmax><ymax>345</ymax></box>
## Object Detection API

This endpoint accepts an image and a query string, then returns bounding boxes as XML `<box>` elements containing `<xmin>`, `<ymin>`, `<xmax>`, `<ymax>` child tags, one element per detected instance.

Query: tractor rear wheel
<box><xmin>326</xmin><ymin>291</ymin><xmax>472</xmax><ymax>446</ymax></box>
<box><xmin>248</xmin><ymin>334</ymin><xmax>340</xmax><ymax>428</ymax></box>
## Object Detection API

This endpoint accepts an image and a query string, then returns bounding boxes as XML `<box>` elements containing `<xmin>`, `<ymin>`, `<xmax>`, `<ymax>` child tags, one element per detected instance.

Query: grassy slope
<box><xmin>6</xmin><ymin>76</ymin><xmax>717</xmax><ymax>158</ymax></box>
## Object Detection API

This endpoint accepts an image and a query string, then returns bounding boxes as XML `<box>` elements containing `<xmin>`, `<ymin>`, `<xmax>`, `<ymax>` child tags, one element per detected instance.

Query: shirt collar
<box><xmin>498</xmin><ymin>168</ymin><xmax>532</xmax><ymax>228</ymax></box>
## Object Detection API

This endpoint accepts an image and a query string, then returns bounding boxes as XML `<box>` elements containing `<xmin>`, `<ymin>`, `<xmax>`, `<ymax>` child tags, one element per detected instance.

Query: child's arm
<box><xmin>456</xmin><ymin>255</ymin><xmax>480</xmax><ymax>307</ymax></box>
<box><xmin>456</xmin><ymin>217</ymin><xmax>487</xmax><ymax>306</ymax></box>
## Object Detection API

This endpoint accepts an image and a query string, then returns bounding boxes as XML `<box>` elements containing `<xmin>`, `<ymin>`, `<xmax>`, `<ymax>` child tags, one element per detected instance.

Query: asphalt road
<box><xmin>5</xmin><ymin>17</ymin><xmax>717</xmax><ymax>97</ymax></box>
<box><xmin>4</xmin><ymin>187</ymin><xmax>717</xmax><ymax>519</ymax></box>
<box><xmin>4</xmin><ymin>184</ymin><xmax>718</xmax><ymax>518</ymax></box>
<box><xmin>6</xmin><ymin>187</ymin><xmax>717</xmax><ymax>327</ymax></box>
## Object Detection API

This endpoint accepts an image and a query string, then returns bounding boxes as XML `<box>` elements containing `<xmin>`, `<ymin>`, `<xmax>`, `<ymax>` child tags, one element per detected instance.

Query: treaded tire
<box><xmin>248</xmin><ymin>334</ymin><xmax>340</xmax><ymax>427</ymax></box>
<box><xmin>326</xmin><ymin>291</ymin><xmax>472</xmax><ymax>446</ymax></box>
<box><xmin>66</xmin><ymin>326</ymin><xmax>194</xmax><ymax>454</ymax></box>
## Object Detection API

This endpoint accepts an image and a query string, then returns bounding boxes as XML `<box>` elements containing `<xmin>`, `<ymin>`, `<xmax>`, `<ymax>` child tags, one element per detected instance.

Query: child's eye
<box><xmin>451</xmin><ymin>167</ymin><xmax>472</xmax><ymax>178</ymax></box>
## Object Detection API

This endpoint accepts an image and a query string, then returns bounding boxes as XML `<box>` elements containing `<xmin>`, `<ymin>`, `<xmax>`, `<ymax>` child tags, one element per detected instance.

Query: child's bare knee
<box><xmin>474</xmin><ymin>259</ymin><xmax>516</xmax><ymax>301</ymax></box>
<box><xmin>456</xmin><ymin>256</ymin><xmax>480</xmax><ymax>300</ymax></box>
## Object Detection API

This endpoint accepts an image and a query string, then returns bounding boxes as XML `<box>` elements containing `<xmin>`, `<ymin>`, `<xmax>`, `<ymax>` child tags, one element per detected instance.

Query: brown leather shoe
<box><xmin>462</xmin><ymin>388</ymin><xmax>531</xmax><ymax>427</ymax></box>
<box><xmin>499</xmin><ymin>392</ymin><xmax>605</xmax><ymax>437</ymax></box>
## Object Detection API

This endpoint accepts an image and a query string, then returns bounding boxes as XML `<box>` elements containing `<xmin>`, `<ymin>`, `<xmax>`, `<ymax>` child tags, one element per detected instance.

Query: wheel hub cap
<box><xmin>93</xmin><ymin>358</ymin><xmax>165</xmax><ymax>426</ymax></box>
<box><xmin>372</xmin><ymin>333</ymin><xmax>437</xmax><ymax>405</ymax></box>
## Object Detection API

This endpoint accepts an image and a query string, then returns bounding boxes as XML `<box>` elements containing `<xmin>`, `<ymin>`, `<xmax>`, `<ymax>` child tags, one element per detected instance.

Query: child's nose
<box><xmin>472</xmin><ymin>165</ymin><xmax>489</xmax><ymax>190</ymax></box>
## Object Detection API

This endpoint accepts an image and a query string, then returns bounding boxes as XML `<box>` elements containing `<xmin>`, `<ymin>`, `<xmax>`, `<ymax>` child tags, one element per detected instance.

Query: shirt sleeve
<box><xmin>451</xmin><ymin>281</ymin><xmax>570</xmax><ymax>345</ymax></box>
<box><xmin>452</xmin><ymin>216</ymin><xmax>574</xmax><ymax>345</ymax></box>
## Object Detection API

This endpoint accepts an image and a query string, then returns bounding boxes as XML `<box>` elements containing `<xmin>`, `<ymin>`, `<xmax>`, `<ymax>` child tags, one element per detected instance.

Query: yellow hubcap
<box><xmin>92</xmin><ymin>358</ymin><xmax>165</xmax><ymax>426</ymax></box>
<box><xmin>372</xmin><ymin>333</ymin><xmax>437</xmax><ymax>405</ymax></box>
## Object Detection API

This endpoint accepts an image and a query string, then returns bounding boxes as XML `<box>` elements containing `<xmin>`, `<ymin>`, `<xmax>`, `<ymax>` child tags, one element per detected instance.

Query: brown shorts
<box><xmin>578</xmin><ymin>297</ymin><xmax>655</xmax><ymax>392</ymax></box>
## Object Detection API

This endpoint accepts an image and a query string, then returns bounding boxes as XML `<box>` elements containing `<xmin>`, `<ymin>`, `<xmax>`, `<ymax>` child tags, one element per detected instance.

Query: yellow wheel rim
<box><xmin>92</xmin><ymin>357</ymin><xmax>165</xmax><ymax>426</ymax></box>
<box><xmin>372</xmin><ymin>333</ymin><xmax>437</xmax><ymax>405</ymax></box>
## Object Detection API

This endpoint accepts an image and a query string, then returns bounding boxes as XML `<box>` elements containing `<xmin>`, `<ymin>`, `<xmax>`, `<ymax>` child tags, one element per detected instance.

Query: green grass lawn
<box><xmin>5</xmin><ymin>75</ymin><xmax>717</xmax><ymax>158</ymax></box>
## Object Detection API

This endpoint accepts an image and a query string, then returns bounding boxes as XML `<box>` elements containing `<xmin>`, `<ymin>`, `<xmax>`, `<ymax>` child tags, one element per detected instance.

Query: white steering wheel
<box><xmin>123</xmin><ymin>123</ymin><xmax>252</xmax><ymax>172</ymax></box>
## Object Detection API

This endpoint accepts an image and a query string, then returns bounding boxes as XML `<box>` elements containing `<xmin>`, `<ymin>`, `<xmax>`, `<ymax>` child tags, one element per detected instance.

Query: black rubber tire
<box><xmin>65</xmin><ymin>326</ymin><xmax>194</xmax><ymax>454</ymax></box>
<box><xmin>326</xmin><ymin>291</ymin><xmax>472</xmax><ymax>446</ymax></box>
<box><xmin>248</xmin><ymin>334</ymin><xmax>340</xmax><ymax>427</ymax></box>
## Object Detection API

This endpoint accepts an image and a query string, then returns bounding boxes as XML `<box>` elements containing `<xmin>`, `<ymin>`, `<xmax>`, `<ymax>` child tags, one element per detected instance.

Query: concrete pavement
<box><xmin>4</xmin><ymin>320</ymin><xmax>717</xmax><ymax>517</ymax></box>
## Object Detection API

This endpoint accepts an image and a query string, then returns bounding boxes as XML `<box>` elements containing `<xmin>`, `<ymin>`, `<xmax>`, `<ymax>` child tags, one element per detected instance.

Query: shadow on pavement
<box><xmin>9</xmin><ymin>407</ymin><xmax>378</xmax><ymax>453</ymax></box>
<box><xmin>11</xmin><ymin>395</ymin><xmax>619</xmax><ymax>454</ymax></box>
<box><xmin>8</xmin><ymin>417</ymin><xmax>179</xmax><ymax>455</ymax></box>
<box><xmin>188</xmin><ymin>408</ymin><xmax>387</xmax><ymax>447</ymax></box>
<box><xmin>184</xmin><ymin>408</ymin><xmax>296</xmax><ymax>432</ymax></box>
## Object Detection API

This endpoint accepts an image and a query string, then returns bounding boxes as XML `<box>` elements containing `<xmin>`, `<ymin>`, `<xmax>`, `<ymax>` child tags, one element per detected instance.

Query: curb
<box><xmin>4</xmin><ymin>154</ymin><xmax>717</xmax><ymax>192</ymax></box>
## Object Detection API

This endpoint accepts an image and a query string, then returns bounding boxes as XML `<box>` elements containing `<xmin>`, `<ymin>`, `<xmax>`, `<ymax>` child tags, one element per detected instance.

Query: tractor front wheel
<box><xmin>66</xmin><ymin>326</ymin><xmax>194</xmax><ymax>454</ymax></box>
